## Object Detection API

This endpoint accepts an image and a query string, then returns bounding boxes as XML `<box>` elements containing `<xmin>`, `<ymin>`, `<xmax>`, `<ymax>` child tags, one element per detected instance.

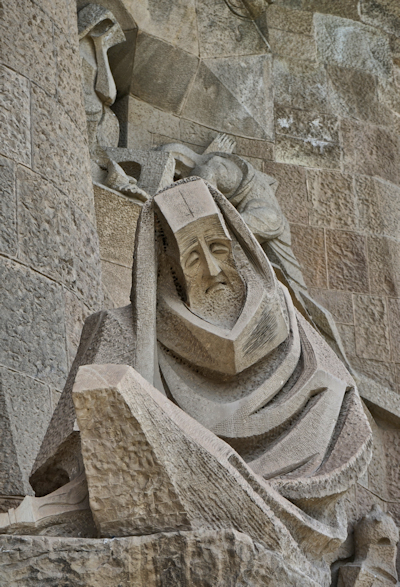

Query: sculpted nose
<box><xmin>203</xmin><ymin>247</ymin><xmax>221</xmax><ymax>277</ymax></box>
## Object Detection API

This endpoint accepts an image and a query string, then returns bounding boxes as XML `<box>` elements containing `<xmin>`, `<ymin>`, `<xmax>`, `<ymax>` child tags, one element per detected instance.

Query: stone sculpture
<box><xmin>161</xmin><ymin>138</ymin><xmax>351</xmax><ymax>367</ymax></box>
<box><xmin>338</xmin><ymin>505</ymin><xmax>399</xmax><ymax>586</ymax></box>
<box><xmin>0</xmin><ymin>177</ymin><xmax>372</xmax><ymax>585</ymax></box>
<box><xmin>78</xmin><ymin>4</ymin><xmax>125</xmax><ymax>161</ymax></box>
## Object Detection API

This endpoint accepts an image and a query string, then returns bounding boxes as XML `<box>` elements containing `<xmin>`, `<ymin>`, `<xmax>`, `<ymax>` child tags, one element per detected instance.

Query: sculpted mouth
<box><xmin>206</xmin><ymin>281</ymin><xmax>227</xmax><ymax>294</ymax></box>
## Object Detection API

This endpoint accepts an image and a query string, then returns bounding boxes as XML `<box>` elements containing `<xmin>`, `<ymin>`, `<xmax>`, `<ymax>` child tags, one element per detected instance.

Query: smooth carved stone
<box><xmin>314</xmin><ymin>13</ymin><xmax>393</xmax><ymax>78</ymax></box>
<box><xmin>0</xmin><ymin>530</ymin><xmax>323</xmax><ymax>587</ymax></box>
<box><xmin>338</xmin><ymin>505</ymin><xmax>399</xmax><ymax>587</ymax></box>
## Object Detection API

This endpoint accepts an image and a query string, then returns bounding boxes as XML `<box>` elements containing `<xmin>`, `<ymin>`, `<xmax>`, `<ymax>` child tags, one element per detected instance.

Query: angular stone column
<box><xmin>0</xmin><ymin>0</ymin><xmax>103</xmax><ymax>507</ymax></box>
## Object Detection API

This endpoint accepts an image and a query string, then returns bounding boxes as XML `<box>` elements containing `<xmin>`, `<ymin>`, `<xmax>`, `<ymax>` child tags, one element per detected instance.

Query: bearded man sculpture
<box><xmin>0</xmin><ymin>178</ymin><xmax>371</xmax><ymax>586</ymax></box>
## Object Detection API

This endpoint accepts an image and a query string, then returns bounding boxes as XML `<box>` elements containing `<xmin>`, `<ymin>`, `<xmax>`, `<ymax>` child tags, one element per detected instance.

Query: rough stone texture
<box><xmin>353</xmin><ymin>295</ymin><xmax>391</xmax><ymax>362</ymax></box>
<box><xmin>0</xmin><ymin>368</ymin><xmax>52</xmax><ymax>496</ymax></box>
<box><xmin>308</xmin><ymin>170</ymin><xmax>357</xmax><ymax>230</ymax></box>
<box><xmin>0</xmin><ymin>65</ymin><xmax>31</xmax><ymax>167</ymax></box>
<box><xmin>0</xmin><ymin>155</ymin><xmax>17</xmax><ymax>257</ymax></box>
<box><xmin>291</xmin><ymin>224</ymin><xmax>327</xmax><ymax>288</ymax></box>
<box><xmin>326</xmin><ymin>231</ymin><xmax>369</xmax><ymax>293</ymax></box>
<box><xmin>0</xmin><ymin>530</ymin><xmax>323</xmax><ymax>587</ymax></box>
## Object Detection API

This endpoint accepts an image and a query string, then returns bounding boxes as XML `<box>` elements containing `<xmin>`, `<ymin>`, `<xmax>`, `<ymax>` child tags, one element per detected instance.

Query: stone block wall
<box><xmin>0</xmin><ymin>0</ymin><xmax>103</xmax><ymax>504</ymax></box>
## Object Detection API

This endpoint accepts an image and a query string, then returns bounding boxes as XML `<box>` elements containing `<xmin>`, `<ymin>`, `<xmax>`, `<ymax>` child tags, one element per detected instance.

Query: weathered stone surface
<box><xmin>127</xmin><ymin>96</ymin><xmax>180</xmax><ymax>139</ymax></box>
<box><xmin>128</xmin><ymin>0</ymin><xmax>198</xmax><ymax>55</ymax></box>
<box><xmin>360</xmin><ymin>0</ymin><xmax>400</xmax><ymax>37</ymax></box>
<box><xmin>291</xmin><ymin>224</ymin><xmax>327</xmax><ymax>288</ymax></box>
<box><xmin>0</xmin><ymin>0</ymin><xmax>56</xmax><ymax>94</ymax></box>
<box><xmin>183</xmin><ymin>62</ymin><xmax>267</xmax><ymax>139</ymax></box>
<box><xmin>94</xmin><ymin>183</ymin><xmax>140</xmax><ymax>268</ymax></box>
<box><xmin>0</xmin><ymin>65</ymin><xmax>31</xmax><ymax>167</ymax></box>
<box><xmin>266</xmin><ymin>4</ymin><xmax>314</xmax><ymax>34</ymax></box>
<box><xmin>367</xmin><ymin>236</ymin><xmax>400</xmax><ymax>297</ymax></box>
<box><xmin>131</xmin><ymin>33</ymin><xmax>198</xmax><ymax>114</ymax></box>
<box><xmin>0</xmin><ymin>259</ymin><xmax>68</xmax><ymax>389</ymax></box>
<box><xmin>308</xmin><ymin>169</ymin><xmax>357</xmax><ymax>230</ymax></box>
<box><xmin>34</xmin><ymin>0</ymin><xmax>78</xmax><ymax>36</ymax></box>
<box><xmin>342</xmin><ymin>119</ymin><xmax>400</xmax><ymax>185</ymax></box>
<box><xmin>326</xmin><ymin>230</ymin><xmax>369</xmax><ymax>293</ymax></box>
<box><xmin>0</xmin><ymin>368</ymin><xmax>52</xmax><ymax>495</ymax></box>
<box><xmin>388</xmin><ymin>299</ymin><xmax>400</xmax><ymax>364</ymax></box>
<box><xmin>55</xmin><ymin>32</ymin><xmax>86</xmax><ymax>132</ymax></box>
<box><xmin>303</xmin><ymin>0</ymin><xmax>360</xmax><ymax>19</ymax></box>
<box><xmin>336</xmin><ymin>324</ymin><xmax>357</xmax><ymax>359</ymax></box>
<box><xmin>269</xmin><ymin>28</ymin><xmax>317</xmax><ymax>62</ymax></box>
<box><xmin>196</xmin><ymin>0</ymin><xmax>268</xmax><ymax>59</ymax></box>
<box><xmin>314</xmin><ymin>13</ymin><xmax>393</xmax><ymax>78</ymax></box>
<box><xmin>205</xmin><ymin>54</ymin><xmax>274</xmax><ymax>140</ymax></box>
<box><xmin>273</xmin><ymin>59</ymin><xmax>330</xmax><ymax>112</ymax></box>
<box><xmin>327</xmin><ymin>65</ymin><xmax>389</xmax><ymax>125</ymax></box>
<box><xmin>17</xmin><ymin>167</ymin><xmax>73</xmax><ymax>285</ymax></box>
<box><xmin>276</xmin><ymin>134</ymin><xmax>341</xmax><ymax>169</ymax></box>
<box><xmin>354</xmin><ymin>295</ymin><xmax>390</xmax><ymax>361</ymax></box>
<box><xmin>0</xmin><ymin>155</ymin><xmax>17</xmax><ymax>257</ymax></box>
<box><xmin>64</xmin><ymin>291</ymin><xmax>90</xmax><ymax>369</ymax></box>
<box><xmin>235</xmin><ymin>136</ymin><xmax>274</xmax><ymax>160</ymax></box>
<box><xmin>354</xmin><ymin>175</ymin><xmax>385</xmax><ymax>236</ymax></box>
<box><xmin>309</xmin><ymin>289</ymin><xmax>354</xmax><ymax>324</ymax></box>
<box><xmin>31</xmin><ymin>84</ymin><xmax>94</xmax><ymax>216</ymax></box>
<box><xmin>263</xmin><ymin>161</ymin><xmax>309</xmax><ymax>224</ymax></box>
<box><xmin>0</xmin><ymin>530</ymin><xmax>323</xmax><ymax>587</ymax></box>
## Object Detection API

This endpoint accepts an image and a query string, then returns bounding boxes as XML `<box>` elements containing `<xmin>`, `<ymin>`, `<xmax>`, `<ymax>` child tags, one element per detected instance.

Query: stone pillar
<box><xmin>0</xmin><ymin>0</ymin><xmax>103</xmax><ymax>507</ymax></box>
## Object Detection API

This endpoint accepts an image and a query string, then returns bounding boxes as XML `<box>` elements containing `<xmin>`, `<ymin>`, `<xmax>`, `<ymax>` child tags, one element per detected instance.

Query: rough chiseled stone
<box><xmin>308</xmin><ymin>288</ymin><xmax>354</xmax><ymax>324</ymax></box>
<box><xmin>0</xmin><ymin>155</ymin><xmax>17</xmax><ymax>257</ymax></box>
<box><xmin>264</xmin><ymin>161</ymin><xmax>309</xmax><ymax>225</ymax></box>
<box><xmin>367</xmin><ymin>236</ymin><xmax>400</xmax><ymax>297</ymax></box>
<box><xmin>266</xmin><ymin>4</ymin><xmax>314</xmax><ymax>34</ymax></box>
<box><xmin>0</xmin><ymin>259</ymin><xmax>68</xmax><ymax>390</ymax></box>
<box><xmin>354</xmin><ymin>295</ymin><xmax>390</xmax><ymax>362</ymax></box>
<box><xmin>360</xmin><ymin>0</ymin><xmax>400</xmax><ymax>37</ymax></box>
<box><xmin>273</xmin><ymin>59</ymin><xmax>330</xmax><ymax>112</ymax></box>
<box><xmin>326</xmin><ymin>230</ymin><xmax>369</xmax><ymax>293</ymax></box>
<box><xmin>308</xmin><ymin>169</ymin><xmax>356</xmax><ymax>230</ymax></box>
<box><xmin>269</xmin><ymin>28</ymin><xmax>317</xmax><ymax>62</ymax></box>
<box><xmin>0</xmin><ymin>0</ymin><xmax>56</xmax><ymax>94</ymax></box>
<box><xmin>0</xmin><ymin>65</ymin><xmax>31</xmax><ymax>167</ymax></box>
<box><xmin>291</xmin><ymin>224</ymin><xmax>327</xmax><ymax>288</ymax></box>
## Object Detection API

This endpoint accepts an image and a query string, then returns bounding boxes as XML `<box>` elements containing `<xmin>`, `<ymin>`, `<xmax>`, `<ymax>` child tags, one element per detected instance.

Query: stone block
<box><xmin>183</xmin><ymin>62</ymin><xmax>267</xmax><ymax>139</ymax></box>
<box><xmin>127</xmin><ymin>96</ymin><xmax>180</xmax><ymax>139</ymax></box>
<box><xmin>131</xmin><ymin>33</ymin><xmax>198</xmax><ymax>114</ymax></box>
<box><xmin>276</xmin><ymin>134</ymin><xmax>341</xmax><ymax>169</ymax></box>
<box><xmin>205</xmin><ymin>54</ymin><xmax>274</xmax><ymax>140</ymax></box>
<box><xmin>273</xmin><ymin>59</ymin><xmax>330</xmax><ymax>113</ymax></box>
<box><xmin>327</xmin><ymin>65</ymin><xmax>390</xmax><ymax>125</ymax></box>
<box><xmin>55</xmin><ymin>32</ymin><xmax>86</xmax><ymax>133</ymax></box>
<box><xmin>179</xmin><ymin>119</ymin><xmax>219</xmax><ymax>148</ymax></box>
<box><xmin>290</xmin><ymin>224</ymin><xmax>327</xmax><ymax>288</ymax></box>
<box><xmin>276</xmin><ymin>106</ymin><xmax>339</xmax><ymax>143</ymax></box>
<box><xmin>354</xmin><ymin>176</ymin><xmax>384</xmax><ymax>236</ymax></box>
<box><xmin>342</xmin><ymin>120</ymin><xmax>400</xmax><ymax>185</ymax></box>
<box><xmin>126</xmin><ymin>124</ymin><xmax>153</xmax><ymax>151</ymax></box>
<box><xmin>0</xmin><ymin>368</ymin><xmax>52</xmax><ymax>495</ymax></box>
<box><xmin>374</xmin><ymin>179</ymin><xmax>400</xmax><ymax>240</ymax></box>
<box><xmin>268</xmin><ymin>29</ymin><xmax>317</xmax><ymax>62</ymax></box>
<box><xmin>354</xmin><ymin>295</ymin><xmax>390</xmax><ymax>361</ymax></box>
<box><xmin>125</xmin><ymin>0</ymin><xmax>198</xmax><ymax>55</ymax></box>
<box><xmin>303</xmin><ymin>0</ymin><xmax>360</xmax><ymax>19</ymax></box>
<box><xmin>196</xmin><ymin>0</ymin><xmax>268</xmax><ymax>59</ymax></box>
<box><xmin>383</xmin><ymin>429</ymin><xmax>400</xmax><ymax>502</ymax></box>
<box><xmin>367</xmin><ymin>236</ymin><xmax>400</xmax><ymax>297</ymax></box>
<box><xmin>0</xmin><ymin>156</ymin><xmax>17</xmax><ymax>257</ymax></box>
<box><xmin>314</xmin><ymin>13</ymin><xmax>393</xmax><ymax>78</ymax></box>
<box><xmin>326</xmin><ymin>230</ymin><xmax>369</xmax><ymax>293</ymax></box>
<box><xmin>307</xmin><ymin>169</ymin><xmax>357</xmax><ymax>230</ymax></box>
<box><xmin>366</xmin><ymin>418</ymin><xmax>388</xmax><ymax>499</ymax></box>
<box><xmin>64</xmin><ymin>291</ymin><xmax>91</xmax><ymax>369</ymax></box>
<box><xmin>235</xmin><ymin>137</ymin><xmax>274</xmax><ymax>160</ymax></box>
<box><xmin>0</xmin><ymin>258</ymin><xmax>68</xmax><ymax>389</ymax></box>
<box><xmin>263</xmin><ymin>161</ymin><xmax>309</xmax><ymax>225</ymax></box>
<box><xmin>94</xmin><ymin>183</ymin><xmax>140</xmax><ymax>267</ymax></box>
<box><xmin>266</xmin><ymin>5</ymin><xmax>314</xmax><ymax>34</ymax></box>
<box><xmin>101</xmin><ymin>260</ymin><xmax>132</xmax><ymax>308</ymax></box>
<box><xmin>309</xmin><ymin>288</ymin><xmax>354</xmax><ymax>324</ymax></box>
<box><xmin>17</xmin><ymin>167</ymin><xmax>74</xmax><ymax>286</ymax></box>
<box><xmin>360</xmin><ymin>0</ymin><xmax>400</xmax><ymax>37</ymax></box>
<box><xmin>0</xmin><ymin>65</ymin><xmax>31</xmax><ymax>167</ymax></box>
<box><xmin>31</xmin><ymin>85</ymin><xmax>94</xmax><ymax>218</ymax></box>
<box><xmin>0</xmin><ymin>0</ymin><xmax>56</xmax><ymax>94</ymax></box>
<box><xmin>34</xmin><ymin>0</ymin><xmax>78</xmax><ymax>37</ymax></box>
<box><xmin>336</xmin><ymin>324</ymin><xmax>357</xmax><ymax>358</ymax></box>
<box><xmin>70</xmin><ymin>204</ymin><xmax>103</xmax><ymax>311</ymax></box>
<box><xmin>0</xmin><ymin>530</ymin><xmax>322</xmax><ymax>587</ymax></box>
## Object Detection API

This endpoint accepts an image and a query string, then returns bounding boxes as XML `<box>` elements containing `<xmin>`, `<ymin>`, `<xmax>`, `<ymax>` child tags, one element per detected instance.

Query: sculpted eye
<box><xmin>186</xmin><ymin>250</ymin><xmax>200</xmax><ymax>268</ymax></box>
<box><xmin>210</xmin><ymin>242</ymin><xmax>229</xmax><ymax>256</ymax></box>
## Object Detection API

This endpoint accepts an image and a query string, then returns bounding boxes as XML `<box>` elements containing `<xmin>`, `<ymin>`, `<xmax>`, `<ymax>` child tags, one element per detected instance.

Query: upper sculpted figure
<box><xmin>2</xmin><ymin>179</ymin><xmax>371</xmax><ymax>583</ymax></box>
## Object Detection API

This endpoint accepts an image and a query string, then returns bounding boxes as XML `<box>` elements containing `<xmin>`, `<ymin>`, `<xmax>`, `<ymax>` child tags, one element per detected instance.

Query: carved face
<box><xmin>174</xmin><ymin>215</ymin><xmax>245</xmax><ymax>327</ymax></box>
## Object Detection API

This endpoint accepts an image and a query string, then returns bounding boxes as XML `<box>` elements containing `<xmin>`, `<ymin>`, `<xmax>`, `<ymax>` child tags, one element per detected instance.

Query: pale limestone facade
<box><xmin>2</xmin><ymin>0</ymin><xmax>400</xmax><ymax>585</ymax></box>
